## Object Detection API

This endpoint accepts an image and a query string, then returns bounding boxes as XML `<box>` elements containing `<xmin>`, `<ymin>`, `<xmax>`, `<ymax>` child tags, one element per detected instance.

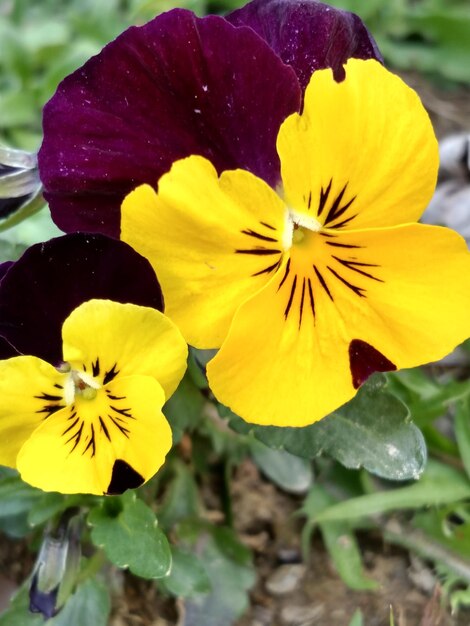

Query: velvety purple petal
<box><xmin>228</xmin><ymin>0</ymin><xmax>382</xmax><ymax>89</ymax></box>
<box><xmin>38</xmin><ymin>9</ymin><xmax>301</xmax><ymax>237</ymax></box>
<box><xmin>0</xmin><ymin>234</ymin><xmax>163</xmax><ymax>365</ymax></box>
<box><xmin>0</xmin><ymin>261</ymin><xmax>14</xmax><ymax>282</ymax></box>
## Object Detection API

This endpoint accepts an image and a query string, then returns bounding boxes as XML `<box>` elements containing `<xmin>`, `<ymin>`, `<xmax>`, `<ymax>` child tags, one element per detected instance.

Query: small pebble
<box><xmin>280</xmin><ymin>603</ymin><xmax>324</xmax><ymax>625</ymax></box>
<box><xmin>265</xmin><ymin>564</ymin><xmax>306</xmax><ymax>596</ymax></box>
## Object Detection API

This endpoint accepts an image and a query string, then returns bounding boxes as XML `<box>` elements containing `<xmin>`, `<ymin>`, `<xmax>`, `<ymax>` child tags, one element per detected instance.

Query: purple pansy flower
<box><xmin>38</xmin><ymin>0</ymin><xmax>380</xmax><ymax>237</ymax></box>
<box><xmin>0</xmin><ymin>234</ymin><xmax>163</xmax><ymax>364</ymax></box>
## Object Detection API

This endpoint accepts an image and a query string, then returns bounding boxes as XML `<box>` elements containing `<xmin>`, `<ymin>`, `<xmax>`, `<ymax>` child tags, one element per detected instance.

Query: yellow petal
<box><xmin>62</xmin><ymin>300</ymin><xmax>187</xmax><ymax>399</ymax></box>
<box><xmin>17</xmin><ymin>376</ymin><xmax>171</xmax><ymax>495</ymax></box>
<box><xmin>323</xmin><ymin>223</ymin><xmax>470</xmax><ymax>369</ymax></box>
<box><xmin>278</xmin><ymin>59</ymin><xmax>438</xmax><ymax>230</ymax></box>
<box><xmin>121</xmin><ymin>155</ymin><xmax>288</xmax><ymax>347</ymax></box>
<box><xmin>207</xmin><ymin>224</ymin><xmax>470</xmax><ymax>427</ymax></box>
<box><xmin>0</xmin><ymin>356</ymin><xmax>66</xmax><ymax>467</ymax></box>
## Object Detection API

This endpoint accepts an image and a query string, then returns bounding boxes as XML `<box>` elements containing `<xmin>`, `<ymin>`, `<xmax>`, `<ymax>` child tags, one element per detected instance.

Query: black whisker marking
<box><xmin>333</xmin><ymin>257</ymin><xmax>384</xmax><ymax>282</ymax></box>
<box><xmin>327</xmin><ymin>266</ymin><xmax>366</xmax><ymax>297</ymax></box>
<box><xmin>325</xmin><ymin>241</ymin><xmax>362</xmax><ymax>249</ymax></box>
<box><xmin>332</xmin><ymin>214</ymin><xmax>358</xmax><ymax>229</ymax></box>
<box><xmin>110</xmin><ymin>405</ymin><xmax>134</xmax><ymax>419</ymax></box>
<box><xmin>324</xmin><ymin>183</ymin><xmax>348</xmax><ymax>224</ymax></box>
<box><xmin>108</xmin><ymin>415</ymin><xmax>130</xmax><ymax>438</ymax></box>
<box><xmin>298</xmin><ymin>278</ymin><xmax>306</xmax><ymax>328</ymax></box>
<box><xmin>259</xmin><ymin>221</ymin><xmax>276</xmax><ymax>231</ymax></box>
<box><xmin>92</xmin><ymin>358</ymin><xmax>100</xmax><ymax>377</ymax></box>
<box><xmin>252</xmin><ymin>259</ymin><xmax>282</xmax><ymax>277</ymax></box>
<box><xmin>327</xmin><ymin>196</ymin><xmax>356</xmax><ymax>225</ymax></box>
<box><xmin>106</xmin><ymin>392</ymin><xmax>125</xmax><ymax>400</ymax></box>
<box><xmin>314</xmin><ymin>266</ymin><xmax>334</xmax><ymax>301</ymax></box>
<box><xmin>307</xmin><ymin>191</ymin><xmax>312</xmax><ymax>209</ymax></box>
<box><xmin>318</xmin><ymin>179</ymin><xmax>332</xmax><ymax>216</ymax></box>
<box><xmin>277</xmin><ymin>258</ymin><xmax>291</xmax><ymax>291</ymax></box>
<box><xmin>67</xmin><ymin>421</ymin><xmax>84</xmax><ymax>453</ymax></box>
<box><xmin>54</xmin><ymin>383</ymin><xmax>63</xmax><ymax>389</ymax></box>
<box><xmin>34</xmin><ymin>393</ymin><xmax>62</xmax><ymax>402</ymax></box>
<box><xmin>99</xmin><ymin>417</ymin><xmax>111</xmax><ymax>442</ymax></box>
<box><xmin>241</xmin><ymin>228</ymin><xmax>278</xmax><ymax>243</ymax></box>
<box><xmin>83</xmin><ymin>424</ymin><xmax>96</xmax><ymax>457</ymax></box>
<box><xmin>284</xmin><ymin>276</ymin><xmax>297</xmax><ymax>320</ymax></box>
<box><xmin>103</xmin><ymin>364</ymin><xmax>119</xmax><ymax>385</ymax></box>
<box><xmin>307</xmin><ymin>278</ymin><xmax>315</xmax><ymax>319</ymax></box>
<box><xmin>235</xmin><ymin>248</ymin><xmax>282</xmax><ymax>256</ymax></box>
<box><xmin>62</xmin><ymin>417</ymin><xmax>79</xmax><ymax>436</ymax></box>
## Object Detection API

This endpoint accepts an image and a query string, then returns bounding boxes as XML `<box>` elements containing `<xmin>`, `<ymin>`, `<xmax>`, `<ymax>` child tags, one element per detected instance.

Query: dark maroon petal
<box><xmin>228</xmin><ymin>0</ymin><xmax>382</xmax><ymax>89</ymax></box>
<box><xmin>38</xmin><ymin>9</ymin><xmax>301</xmax><ymax>237</ymax></box>
<box><xmin>0</xmin><ymin>234</ymin><xmax>163</xmax><ymax>365</ymax></box>
<box><xmin>349</xmin><ymin>339</ymin><xmax>396</xmax><ymax>389</ymax></box>
<box><xmin>0</xmin><ymin>261</ymin><xmax>14</xmax><ymax>282</ymax></box>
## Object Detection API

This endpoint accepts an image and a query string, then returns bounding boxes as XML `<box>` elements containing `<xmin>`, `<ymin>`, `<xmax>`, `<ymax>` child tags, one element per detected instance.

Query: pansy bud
<box><xmin>0</xmin><ymin>146</ymin><xmax>44</xmax><ymax>230</ymax></box>
<box><xmin>29</xmin><ymin>508</ymin><xmax>82</xmax><ymax>618</ymax></box>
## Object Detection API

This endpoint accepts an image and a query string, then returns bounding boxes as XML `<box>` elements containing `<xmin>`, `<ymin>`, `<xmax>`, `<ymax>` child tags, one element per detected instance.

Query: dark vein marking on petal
<box><xmin>235</xmin><ymin>248</ymin><xmax>282</xmax><ymax>256</ymax></box>
<box><xmin>62</xmin><ymin>417</ymin><xmax>79</xmax><ymax>436</ymax></box>
<box><xmin>67</xmin><ymin>421</ymin><xmax>84</xmax><ymax>453</ymax></box>
<box><xmin>54</xmin><ymin>383</ymin><xmax>63</xmax><ymax>389</ymax></box>
<box><xmin>259</xmin><ymin>221</ymin><xmax>276</xmax><ymax>231</ymax></box>
<box><xmin>106</xmin><ymin>392</ymin><xmax>125</xmax><ymax>400</ymax></box>
<box><xmin>333</xmin><ymin>257</ymin><xmax>384</xmax><ymax>282</ymax></box>
<box><xmin>318</xmin><ymin>179</ymin><xmax>332</xmax><ymax>217</ymax></box>
<box><xmin>241</xmin><ymin>228</ymin><xmax>278</xmax><ymax>243</ymax></box>
<box><xmin>325</xmin><ymin>241</ymin><xmax>362</xmax><ymax>249</ymax></box>
<box><xmin>284</xmin><ymin>276</ymin><xmax>297</xmax><ymax>320</ymax></box>
<box><xmin>37</xmin><ymin>404</ymin><xmax>63</xmax><ymax>417</ymax></box>
<box><xmin>277</xmin><ymin>258</ymin><xmax>291</xmax><ymax>291</ymax></box>
<box><xmin>327</xmin><ymin>266</ymin><xmax>366</xmax><ymax>297</ymax></box>
<box><xmin>332</xmin><ymin>214</ymin><xmax>358</xmax><ymax>229</ymax></box>
<box><xmin>103</xmin><ymin>364</ymin><xmax>119</xmax><ymax>385</ymax></box>
<box><xmin>83</xmin><ymin>424</ymin><xmax>96</xmax><ymax>457</ymax></box>
<box><xmin>34</xmin><ymin>393</ymin><xmax>62</xmax><ymax>401</ymax></box>
<box><xmin>313</xmin><ymin>266</ymin><xmax>334</xmax><ymax>301</ymax></box>
<box><xmin>252</xmin><ymin>259</ymin><xmax>282</xmax><ymax>277</ymax></box>
<box><xmin>92</xmin><ymin>358</ymin><xmax>100</xmax><ymax>377</ymax></box>
<box><xmin>298</xmin><ymin>278</ymin><xmax>306</xmax><ymax>328</ymax></box>
<box><xmin>108</xmin><ymin>415</ymin><xmax>130</xmax><ymax>437</ymax></box>
<box><xmin>99</xmin><ymin>416</ymin><xmax>111</xmax><ymax>442</ymax></box>
<box><xmin>307</xmin><ymin>191</ymin><xmax>312</xmax><ymax>209</ymax></box>
<box><xmin>110</xmin><ymin>405</ymin><xmax>135</xmax><ymax>419</ymax></box>
<box><xmin>307</xmin><ymin>278</ymin><xmax>315</xmax><ymax>319</ymax></box>
<box><xmin>67</xmin><ymin>411</ymin><xmax>77</xmax><ymax>421</ymax></box>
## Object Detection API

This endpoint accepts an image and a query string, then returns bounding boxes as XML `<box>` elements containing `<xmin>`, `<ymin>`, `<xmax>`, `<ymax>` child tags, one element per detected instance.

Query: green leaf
<box><xmin>228</xmin><ymin>375</ymin><xmax>426</xmax><ymax>481</ymax></box>
<box><xmin>163</xmin><ymin>374</ymin><xmax>205</xmax><ymax>443</ymax></box>
<box><xmin>0</xmin><ymin>585</ymin><xmax>44</xmax><ymax>626</ymax></box>
<box><xmin>0</xmin><ymin>475</ymin><xmax>44</xmax><ymax>518</ymax></box>
<box><xmin>160</xmin><ymin>547</ymin><xmax>211</xmax><ymax>597</ymax></box>
<box><xmin>348</xmin><ymin>609</ymin><xmax>364</xmax><ymax>626</ymax></box>
<box><xmin>455</xmin><ymin>398</ymin><xmax>470</xmax><ymax>481</ymax></box>
<box><xmin>88</xmin><ymin>494</ymin><xmax>171</xmax><ymax>579</ymax></box>
<box><xmin>50</xmin><ymin>579</ymin><xmax>110</xmax><ymax>626</ymax></box>
<box><xmin>300</xmin><ymin>486</ymin><xmax>377</xmax><ymax>590</ymax></box>
<box><xmin>158</xmin><ymin>461</ymin><xmax>202</xmax><ymax>531</ymax></box>
<box><xmin>250</xmin><ymin>440</ymin><xmax>313</xmax><ymax>494</ymax></box>
<box><xmin>314</xmin><ymin>461</ymin><xmax>470</xmax><ymax>523</ymax></box>
<box><xmin>176</xmin><ymin>522</ymin><xmax>255</xmax><ymax>626</ymax></box>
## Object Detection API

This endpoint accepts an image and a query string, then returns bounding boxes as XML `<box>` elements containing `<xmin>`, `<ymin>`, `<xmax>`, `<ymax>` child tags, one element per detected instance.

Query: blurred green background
<box><xmin>1</xmin><ymin>0</ymin><xmax>469</xmax><ymax>152</ymax></box>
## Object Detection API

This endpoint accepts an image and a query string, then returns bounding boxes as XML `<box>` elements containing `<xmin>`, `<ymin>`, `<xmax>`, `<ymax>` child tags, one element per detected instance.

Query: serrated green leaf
<box><xmin>160</xmin><ymin>547</ymin><xmax>211</xmax><ymax>597</ymax></box>
<box><xmin>314</xmin><ymin>461</ymin><xmax>470</xmax><ymax>523</ymax></box>
<box><xmin>250</xmin><ymin>440</ymin><xmax>313</xmax><ymax>494</ymax></box>
<box><xmin>89</xmin><ymin>495</ymin><xmax>171</xmax><ymax>579</ymax></box>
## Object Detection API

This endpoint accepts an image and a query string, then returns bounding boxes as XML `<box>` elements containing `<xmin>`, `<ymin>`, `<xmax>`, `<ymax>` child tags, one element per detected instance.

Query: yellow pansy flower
<box><xmin>0</xmin><ymin>300</ymin><xmax>187</xmax><ymax>494</ymax></box>
<box><xmin>122</xmin><ymin>59</ymin><xmax>470</xmax><ymax>427</ymax></box>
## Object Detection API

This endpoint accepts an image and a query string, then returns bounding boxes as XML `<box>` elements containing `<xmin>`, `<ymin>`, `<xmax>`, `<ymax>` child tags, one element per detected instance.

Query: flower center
<box><xmin>59</xmin><ymin>362</ymin><xmax>101</xmax><ymax>404</ymax></box>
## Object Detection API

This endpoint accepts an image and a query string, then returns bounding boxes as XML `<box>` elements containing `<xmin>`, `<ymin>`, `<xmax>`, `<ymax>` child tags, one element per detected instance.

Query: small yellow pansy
<box><xmin>0</xmin><ymin>300</ymin><xmax>187</xmax><ymax>494</ymax></box>
<box><xmin>121</xmin><ymin>59</ymin><xmax>470</xmax><ymax>427</ymax></box>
